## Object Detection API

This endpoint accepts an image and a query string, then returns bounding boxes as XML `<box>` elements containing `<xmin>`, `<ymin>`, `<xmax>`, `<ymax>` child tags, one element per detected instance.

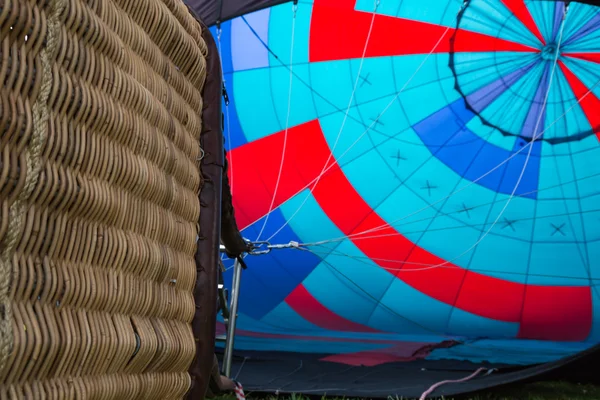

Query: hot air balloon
<box><xmin>186</xmin><ymin>0</ymin><xmax>600</xmax><ymax>397</ymax></box>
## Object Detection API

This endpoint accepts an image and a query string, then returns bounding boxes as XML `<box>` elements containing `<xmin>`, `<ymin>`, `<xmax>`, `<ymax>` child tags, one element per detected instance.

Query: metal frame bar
<box><xmin>217</xmin><ymin>245</ymin><xmax>243</xmax><ymax>378</ymax></box>
<box><xmin>222</xmin><ymin>257</ymin><xmax>242</xmax><ymax>377</ymax></box>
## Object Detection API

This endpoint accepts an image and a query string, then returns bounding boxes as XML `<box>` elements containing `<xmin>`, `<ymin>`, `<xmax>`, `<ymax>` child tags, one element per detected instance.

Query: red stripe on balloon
<box><xmin>559</xmin><ymin>61</ymin><xmax>600</xmax><ymax>139</ymax></box>
<box><xmin>517</xmin><ymin>285</ymin><xmax>592</xmax><ymax>341</ymax></box>
<box><xmin>500</xmin><ymin>0</ymin><xmax>546</xmax><ymax>45</ymax></box>
<box><xmin>286</xmin><ymin>284</ymin><xmax>380</xmax><ymax>333</ymax></box>
<box><xmin>308</xmin><ymin>0</ymin><xmax>537</xmax><ymax>63</ymax></box>
<box><xmin>229</xmin><ymin>119</ymin><xmax>592</xmax><ymax>340</ymax></box>
<box><xmin>565</xmin><ymin>52</ymin><xmax>600</xmax><ymax>64</ymax></box>
<box><xmin>227</xmin><ymin>120</ymin><xmax>336</xmax><ymax>229</ymax></box>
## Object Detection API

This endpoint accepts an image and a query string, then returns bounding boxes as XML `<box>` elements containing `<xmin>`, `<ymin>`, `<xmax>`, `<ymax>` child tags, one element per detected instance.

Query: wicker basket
<box><xmin>0</xmin><ymin>0</ymin><xmax>208</xmax><ymax>397</ymax></box>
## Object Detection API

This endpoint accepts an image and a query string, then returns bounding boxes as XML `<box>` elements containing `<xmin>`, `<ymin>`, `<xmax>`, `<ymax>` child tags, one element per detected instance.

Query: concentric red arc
<box><xmin>228</xmin><ymin>120</ymin><xmax>593</xmax><ymax>341</ymax></box>
<box><xmin>308</xmin><ymin>0</ymin><xmax>538</xmax><ymax>63</ymax></box>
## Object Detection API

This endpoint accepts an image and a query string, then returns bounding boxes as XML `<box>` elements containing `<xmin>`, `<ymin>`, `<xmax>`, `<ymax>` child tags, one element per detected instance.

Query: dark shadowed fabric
<box><xmin>220</xmin><ymin>345</ymin><xmax>600</xmax><ymax>399</ymax></box>
<box><xmin>188</xmin><ymin>21</ymin><xmax>223</xmax><ymax>400</ymax></box>
<box><xmin>184</xmin><ymin>0</ymin><xmax>290</xmax><ymax>26</ymax></box>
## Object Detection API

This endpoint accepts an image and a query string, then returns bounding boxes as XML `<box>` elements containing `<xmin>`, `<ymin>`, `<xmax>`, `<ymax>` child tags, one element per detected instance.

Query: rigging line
<box><xmin>289</xmin><ymin>144</ymin><xmax>600</xmax><ymax>253</ymax></box>
<box><xmin>255</xmin><ymin>2</ymin><xmax>299</xmax><ymax>241</ymax></box>
<box><xmin>256</xmin><ymin>8</ymin><xmax>570</xmax><ymax>295</ymax></box>
<box><xmin>306</xmin><ymin>250</ymin><xmax>465</xmax><ymax>342</ymax></box>
<box><xmin>546</xmin><ymin>65</ymin><xmax>593</xmax><ymax>282</ymax></box>
<box><xmin>304</xmin><ymin>206</ymin><xmax>600</xmax><ymax>248</ymax></box>
<box><xmin>547</xmin><ymin>117</ymin><xmax>591</xmax><ymax>272</ymax></box>
<box><xmin>265</xmin><ymin>6</ymin><xmax>461</xmax><ymax>243</ymax></box>
<box><xmin>301</xmin><ymin>248</ymin><xmax>550</xmax><ymax>353</ymax></box>
<box><xmin>517</xmin><ymin>3</ymin><xmax>600</xmax><ymax>306</ymax></box>
<box><xmin>224</xmin><ymin>188</ymin><xmax>600</xmax><ymax>269</ymax></box>
<box><xmin>303</xmin><ymin>77</ymin><xmax>600</xmax><ymax>244</ymax></box>
<box><xmin>217</xmin><ymin>27</ymin><xmax>235</xmax><ymax>194</ymax></box>
<box><xmin>432</xmin><ymin>4</ymin><xmax>568</xmax><ymax>272</ymax></box>
<box><xmin>521</xmin><ymin>5</ymin><xmax>600</xmax><ymax>324</ymax></box>
<box><xmin>263</xmin><ymin>0</ymin><xmax>382</xmax><ymax>242</ymax></box>
<box><xmin>419</xmin><ymin>368</ymin><xmax>488</xmax><ymax>400</ymax></box>
<box><xmin>326</xmin><ymin>0</ymin><xmax>381</xmax><ymax>164</ymax></box>
<box><xmin>307</xmin><ymin>242</ymin><xmax>600</xmax><ymax>280</ymax></box>
<box><xmin>302</xmin><ymin>251</ymin><xmax>593</xmax><ymax>354</ymax></box>
<box><xmin>441</xmin><ymin>28</ymin><xmax>570</xmax><ymax>332</ymax></box>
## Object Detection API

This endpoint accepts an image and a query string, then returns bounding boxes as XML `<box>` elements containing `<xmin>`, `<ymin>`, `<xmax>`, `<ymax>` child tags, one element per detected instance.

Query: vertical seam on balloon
<box><xmin>301</xmin><ymin>81</ymin><xmax>600</xmax><ymax>252</ymax></box>
<box><xmin>216</xmin><ymin>24</ymin><xmax>235</xmax><ymax>196</ymax></box>
<box><xmin>441</xmin><ymin>15</ymin><xmax>551</xmax><ymax>329</ymax></box>
<box><xmin>439</xmin><ymin>105</ymin><xmax>518</xmax><ymax>333</ymax></box>
<box><xmin>265</xmin><ymin>3</ymin><xmax>457</xmax><ymax>243</ymax></box>
<box><xmin>264</xmin><ymin>0</ymin><xmax>381</xmax><ymax>242</ymax></box>
<box><xmin>255</xmin><ymin>2</ymin><xmax>299</xmax><ymax>241</ymax></box>
<box><xmin>441</xmin><ymin>9</ymin><xmax>565</xmax><ymax>306</ymax></box>
<box><xmin>312</xmin><ymin>252</ymin><xmax>457</xmax><ymax>339</ymax></box>
<box><xmin>516</xmin><ymin>3</ymin><xmax>573</xmax><ymax>335</ymax></box>
<box><xmin>547</xmin><ymin>73</ymin><xmax>594</xmax><ymax>287</ymax></box>
<box><xmin>308</xmin><ymin>66</ymin><xmax>595</xmax><ymax>251</ymax></box>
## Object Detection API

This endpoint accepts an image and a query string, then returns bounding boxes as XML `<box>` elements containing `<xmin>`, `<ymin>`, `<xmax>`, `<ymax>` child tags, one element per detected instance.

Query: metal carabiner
<box><xmin>248</xmin><ymin>241</ymin><xmax>271</xmax><ymax>255</ymax></box>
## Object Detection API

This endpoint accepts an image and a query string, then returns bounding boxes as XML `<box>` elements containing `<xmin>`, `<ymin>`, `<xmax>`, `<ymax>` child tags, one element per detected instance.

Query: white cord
<box><xmin>401</xmin><ymin>4</ymin><xmax>569</xmax><ymax>271</ymax></box>
<box><xmin>259</xmin><ymin>0</ymin><xmax>380</xmax><ymax>242</ymax></box>
<box><xmin>217</xmin><ymin>28</ymin><xmax>235</xmax><ymax>194</ymax></box>
<box><xmin>255</xmin><ymin>2</ymin><xmax>298</xmax><ymax>241</ymax></box>
<box><xmin>306</xmin><ymin>69</ymin><xmax>598</xmax><ymax>247</ymax></box>
<box><xmin>266</xmin><ymin>5</ymin><xmax>460</xmax><ymax>242</ymax></box>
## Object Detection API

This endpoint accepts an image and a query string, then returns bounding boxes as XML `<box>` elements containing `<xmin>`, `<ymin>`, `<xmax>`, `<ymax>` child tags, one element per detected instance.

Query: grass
<box><xmin>464</xmin><ymin>381</ymin><xmax>599</xmax><ymax>399</ymax></box>
<box><xmin>216</xmin><ymin>381</ymin><xmax>599</xmax><ymax>400</ymax></box>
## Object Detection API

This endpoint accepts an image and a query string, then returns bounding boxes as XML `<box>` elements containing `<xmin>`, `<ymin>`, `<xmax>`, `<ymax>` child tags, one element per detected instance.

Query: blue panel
<box><xmin>210</xmin><ymin>23</ymin><xmax>248</xmax><ymax>150</ymax></box>
<box><xmin>263</xmin><ymin>302</ymin><xmax>325</xmax><ymax>333</ymax></box>
<box><xmin>303</xmin><ymin>241</ymin><xmax>396</xmax><ymax>327</ymax></box>
<box><xmin>279</xmin><ymin>190</ymin><xmax>345</xmax><ymax>248</ymax></box>
<box><xmin>231</xmin><ymin>10</ymin><xmax>271</xmax><ymax>71</ymax></box>
<box><xmin>447</xmin><ymin>308</ymin><xmax>519</xmax><ymax>338</ymax></box>
<box><xmin>468</xmin><ymin>236</ymin><xmax>531</xmax><ymax>284</ymax></box>
<box><xmin>588</xmin><ymin>287</ymin><xmax>600</xmax><ymax>342</ymax></box>
<box><xmin>413</xmin><ymin>99</ymin><xmax>539</xmax><ymax>199</ymax></box>
<box><xmin>367</xmin><ymin>279</ymin><xmax>455</xmax><ymax>335</ymax></box>
<box><xmin>225</xmin><ymin>209</ymin><xmax>321</xmax><ymax>319</ymax></box>
<box><xmin>231</xmin><ymin>335</ymin><xmax>393</xmax><ymax>355</ymax></box>
<box><xmin>498</xmin><ymin>140</ymin><xmax>541</xmax><ymax>198</ymax></box>
<box><xmin>428</xmin><ymin>339</ymin><xmax>595</xmax><ymax>365</ymax></box>
<box><xmin>560</xmin><ymin>2</ymin><xmax>600</xmax><ymax>47</ymax></box>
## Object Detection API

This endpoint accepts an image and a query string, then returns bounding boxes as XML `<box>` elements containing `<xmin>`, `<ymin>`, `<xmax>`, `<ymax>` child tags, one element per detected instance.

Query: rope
<box><xmin>255</xmin><ymin>0</ymin><xmax>383</xmax><ymax>242</ymax></box>
<box><xmin>265</xmin><ymin>4</ymin><xmax>460</xmax><ymax>243</ymax></box>
<box><xmin>217</xmin><ymin>27</ymin><xmax>235</xmax><ymax>194</ymax></box>
<box><xmin>304</xmin><ymin>5</ymin><xmax>570</xmax><ymax>327</ymax></box>
<box><xmin>305</xmin><ymin>241</ymin><xmax>600</xmax><ymax>282</ymax></box>
<box><xmin>428</xmin><ymin>3</ymin><xmax>569</xmax><ymax>272</ymax></box>
<box><xmin>255</xmin><ymin>1</ymin><xmax>299</xmax><ymax>241</ymax></box>
<box><xmin>296</xmin><ymin>71</ymin><xmax>599</xmax><ymax>251</ymax></box>
<box><xmin>419</xmin><ymin>367</ymin><xmax>489</xmax><ymax>400</ymax></box>
<box><xmin>0</xmin><ymin>0</ymin><xmax>66</xmax><ymax>376</ymax></box>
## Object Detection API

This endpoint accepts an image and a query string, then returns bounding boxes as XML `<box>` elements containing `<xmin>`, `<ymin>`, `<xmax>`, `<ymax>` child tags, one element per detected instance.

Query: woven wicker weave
<box><xmin>0</xmin><ymin>0</ymin><xmax>207</xmax><ymax>397</ymax></box>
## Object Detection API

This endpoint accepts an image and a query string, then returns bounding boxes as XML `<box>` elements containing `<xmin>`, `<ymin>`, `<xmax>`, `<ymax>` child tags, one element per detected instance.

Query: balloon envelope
<box><xmin>209</xmin><ymin>0</ymin><xmax>600</xmax><ymax>369</ymax></box>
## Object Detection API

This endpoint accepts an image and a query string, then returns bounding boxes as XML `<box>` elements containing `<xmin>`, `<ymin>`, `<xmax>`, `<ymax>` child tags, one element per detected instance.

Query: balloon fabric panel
<box><xmin>213</xmin><ymin>0</ymin><xmax>600</xmax><ymax>366</ymax></box>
